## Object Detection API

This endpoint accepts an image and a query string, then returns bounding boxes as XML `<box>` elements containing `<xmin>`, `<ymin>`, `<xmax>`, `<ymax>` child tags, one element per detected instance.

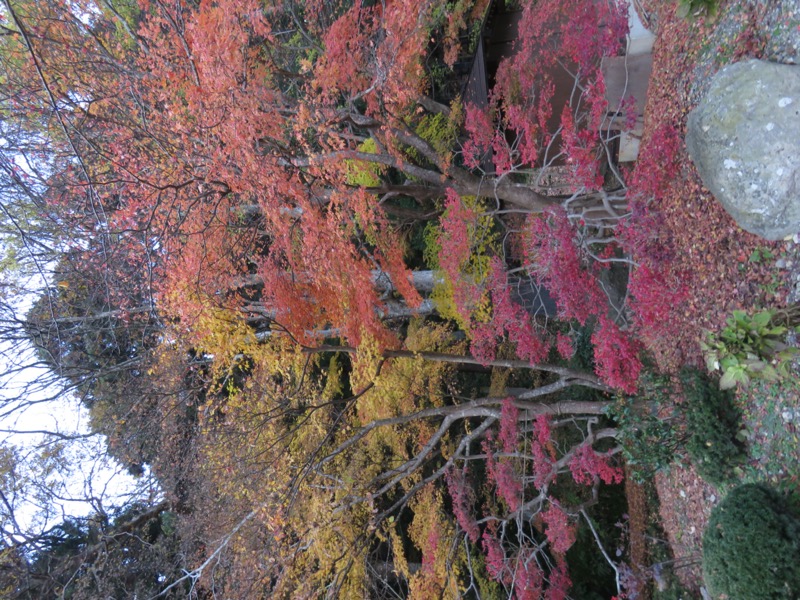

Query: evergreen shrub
<box><xmin>703</xmin><ymin>483</ymin><xmax>800</xmax><ymax>599</ymax></box>
<box><xmin>680</xmin><ymin>368</ymin><xmax>744</xmax><ymax>485</ymax></box>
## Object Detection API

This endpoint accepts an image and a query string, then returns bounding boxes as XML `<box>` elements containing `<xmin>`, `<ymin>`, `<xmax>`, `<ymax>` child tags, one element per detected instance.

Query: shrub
<box><xmin>703</xmin><ymin>483</ymin><xmax>800</xmax><ymax>599</ymax></box>
<box><xmin>680</xmin><ymin>368</ymin><xmax>745</xmax><ymax>486</ymax></box>
<box><xmin>608</xmin><ymin>373</ymin><xmax>683</xmax><ymax>482</ymax></box>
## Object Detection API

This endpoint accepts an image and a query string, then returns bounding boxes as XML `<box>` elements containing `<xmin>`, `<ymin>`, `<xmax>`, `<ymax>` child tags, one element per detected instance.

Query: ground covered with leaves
<box><xmin>634</xmin><ymin>0</ymin><xmax>800</xmax><ymax>592</ymax></box>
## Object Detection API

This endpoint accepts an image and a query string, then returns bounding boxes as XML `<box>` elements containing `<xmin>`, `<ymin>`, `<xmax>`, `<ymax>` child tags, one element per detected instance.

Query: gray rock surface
<box><xmin>686</xmin><ymin>59</ymin><xmax>800</xmax><ymax>240</ymax></box>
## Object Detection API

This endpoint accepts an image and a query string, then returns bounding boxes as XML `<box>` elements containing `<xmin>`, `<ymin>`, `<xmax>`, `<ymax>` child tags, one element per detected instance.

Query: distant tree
<box><xmin>1</xmin><ymin>501</ymin><xmax>188</xmax><ymax>600</ymax></box>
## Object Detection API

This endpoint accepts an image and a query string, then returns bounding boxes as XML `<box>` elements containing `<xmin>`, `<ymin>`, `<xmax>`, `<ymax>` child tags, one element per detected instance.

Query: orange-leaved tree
<box><xmin>0</xmin><ymin>0</ymin><xmax>657</xmax><ymax>597</ymax></box>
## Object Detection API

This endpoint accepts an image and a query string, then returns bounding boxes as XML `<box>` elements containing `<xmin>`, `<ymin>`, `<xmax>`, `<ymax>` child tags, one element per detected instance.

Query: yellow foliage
<box><xmin>344</xmin><ymin>138</ymin><xmax>383</xmax><ymax>188</ymax></box>
<box><xmin>351</xmin><ymin>321</ymin><xmax>459</xmax><ymax>475</ymax></box>
<box><xmin>388</xmin><ymin>524</ymin><xmax>411</xmax><ymax>580</ymax></box>
<box><xmin>150</xmin><ymin>304</ymin><xmax>470</xmax><ymax>596</ymax></box>
<box><xmin>423</xmin><ymin>195</ymin><xmax>499</xmax><ymax>330</ymax></box>
<box><xmin>489</xmin><ymin>367</ymin><xmax>511</xmax><ymax>397</ymax></box>
<box><xmin>349</xmin><ymin>329</ymin><xmax>384</xmax><ymax>394</ymax></box>
<box><xmin>322</xmin><ymin>354</ymin><xmax>344</xmax><ymax>401</ymax></box>
<box><xmin>407</xmin><ymin>484</ymin><xmax>463</xmax><ymax>599</ymax></box>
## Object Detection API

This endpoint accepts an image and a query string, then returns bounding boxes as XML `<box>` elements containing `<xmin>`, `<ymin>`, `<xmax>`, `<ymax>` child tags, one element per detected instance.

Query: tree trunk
<box><xmin>304</xmin><ymin>345</ymin><xmax>609</xmax><ymax>390</ymax></box>
<box><xmin>238</xmin><ymin>270</ymin><xmax>558</xmax><ymax>319</ymax></box>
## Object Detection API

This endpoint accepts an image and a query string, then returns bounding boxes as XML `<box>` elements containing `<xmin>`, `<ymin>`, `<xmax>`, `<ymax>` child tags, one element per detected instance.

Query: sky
<box><xmin>0</xmin><ymin>0</ymin><xmax>161</xmax><ymax>550</ymax></box>
<box><xmin>0</xmin><ymin>279</ymin><xmax>152</xmax><ymax>543</ymax></box>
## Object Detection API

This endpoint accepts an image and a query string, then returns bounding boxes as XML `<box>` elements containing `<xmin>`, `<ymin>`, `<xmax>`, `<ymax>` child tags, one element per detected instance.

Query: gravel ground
<box><xmin>688</xmin><ymin>0</ymin><xmax>800</xmax><ymax>102</ymax></box>
<box><xmin>758</xmin><ymin>0</ymin><xmax>800</xmax><ymax>64</ymax></box>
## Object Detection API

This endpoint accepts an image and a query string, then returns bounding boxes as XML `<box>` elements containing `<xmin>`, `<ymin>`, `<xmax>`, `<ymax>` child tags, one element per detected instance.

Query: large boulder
<box><xmin>686</xmin><ymin>59</ymin><xmax>800</xmax><ymax>240</ymax></box>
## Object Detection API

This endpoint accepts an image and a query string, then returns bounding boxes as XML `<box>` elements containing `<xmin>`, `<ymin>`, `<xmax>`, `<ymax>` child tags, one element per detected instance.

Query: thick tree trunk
<box><xmin>289</xmin><ymin>152</ymin><xmax>561</xmax><ymax>211</ymax></box>
<box><xmin>236</xmin><ymin>270</ymin><xmax>558</xmax><ymax>317</ymax></box>
<box><xmin>372</xmin><ymin>269</ymin><xmax>440</xmax><ymax>295</ymax></box>
<box><xmin>304</xmin><ymin>345</ymin><xmax>609</xmax><ymax>390</ymax></box>
<box><xmin>454</xmin><ymin>178</ymin><xmax>560</xmax><ymax>211</ymax></box>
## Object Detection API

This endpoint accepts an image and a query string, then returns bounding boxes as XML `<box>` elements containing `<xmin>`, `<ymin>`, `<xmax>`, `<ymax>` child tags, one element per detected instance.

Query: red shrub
<box><xmin>470</xmin><ymin>258</ymin><xmax>549</xmax><ymax>365</ymax></box>
<box><xmin>555</xmin><ymin>332</ymin><xmax>575</xmax><ymax>360</ymax></box>
<box><xmin>525</xmin><ymin>208</ymin><xmax>607</xmax><ymax>326</ymax></box>
<box><xmin>445</xmin><ymin>468</ymin><xmax>480</xmax><ymax>543</ymax></box>
<box><xmin>628</xmin><ymin>123</ymin><xmax>682</xmax><ymax>200</ymax></box>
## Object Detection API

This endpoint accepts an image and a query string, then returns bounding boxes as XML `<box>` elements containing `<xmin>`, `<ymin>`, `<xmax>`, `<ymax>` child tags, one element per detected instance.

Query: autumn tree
<box><xmin>1</xmin><ymin>0</ymin><xmax>632</xmax><ymax>352</ymax></box>
<box><xmin>156</xmin><ymin>315</ymin><xmax>634</xmax><ymax>598</ymax></box>
<box><xmin>0</xmin><ymin>0</ymin><xmax>659</xmax><ymax>597</ymax></box>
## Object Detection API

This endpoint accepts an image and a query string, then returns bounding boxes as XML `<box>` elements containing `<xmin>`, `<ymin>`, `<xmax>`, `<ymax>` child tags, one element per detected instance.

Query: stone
<box><xmin>686</xmin><ymin>59</ymin><xmax>800</xmax><ymax>241</ymax></box>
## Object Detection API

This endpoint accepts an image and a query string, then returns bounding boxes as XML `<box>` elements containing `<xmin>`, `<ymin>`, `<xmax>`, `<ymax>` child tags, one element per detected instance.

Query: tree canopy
<box><xmin>0</xmin><ymin>0</ymin><xmax>676</xmax><ymax>597</ymax></box>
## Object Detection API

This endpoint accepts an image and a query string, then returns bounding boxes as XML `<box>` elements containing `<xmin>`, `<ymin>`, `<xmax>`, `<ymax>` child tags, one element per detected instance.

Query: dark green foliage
<box><xmin>6</xmin><ymin>503</ymin><xmax>187</xmax><ymax>600</ymax></box>
<box><xmin>680</xmin><ymin>368</ymin><xmax>745</xmax><ymax>485</ymax></box>
<box><xmin>566</xmin><ymin>522</ymin><xmax>616</xmax><ymax>600</ymax></box>
<box><xmin>567</xmin><ymin>483</ymin><xmax>627</xmax><ymax>599</ymax></box>
<box><xmin>562</xmin><ymin>322</ymin><xmax>605</xmax><ymax>404</ymax></box>
<box><xmin>569</xmin><ymin>323</ymin><xmax>596</xmax><ymax>372</ymax></box>
<box><xmin>607</xmin><ymin>371</ymin><xmax>687</xmax><ymax>482</ymax></box>
<box><xmin>465</xmin><ymin>550</ymin><xmax>504</xmax><ymax>599</ymax></box>
<box><xmin>703</xmin><ymin>484</ymin><xmax>800</xmax><ymax>599</ymax></box>
<box><xmin>609</xmin><ymin>399</ymin><xmax>680</xmax><ymax>483</ymax></box>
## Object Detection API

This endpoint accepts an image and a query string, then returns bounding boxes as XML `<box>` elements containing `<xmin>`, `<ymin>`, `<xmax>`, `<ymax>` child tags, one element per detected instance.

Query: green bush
<box><xmin>608</xmin><ymin>372</ymin><xmax>683</xmax><ymax>482</ymax></box>
<box><xmin>680</xmin><ymin>369</ymin><xmax>745</xmax><ymax>486</ymax></box>
<box><xmin>703</xmin><ymin>484</ymin><xmax>800</xmax><ymax>599</ymax></box>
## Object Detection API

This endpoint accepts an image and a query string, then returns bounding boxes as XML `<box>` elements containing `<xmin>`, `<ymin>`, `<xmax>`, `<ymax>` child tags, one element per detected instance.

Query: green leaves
<box><xmin>703</xmin><ymin>484</ymin><xmax>800</xmax><ymax>600</ymax></box>
<box><xmin>749</xmin><ymin>247</ymin><xmax>774</xmax><ymax>264</ymax></box>
<box><xmin>675</xmin><ymin>0</ymin><xmax>719</xmax><ymax>22</ymax></box>
<box><xmin>343</xmin><ymin>138</ymin><xmax>383</xmax><ymax>188</ymax></box>
<box><xmin>702</xmin><ymin>308</ymin><xmax>799</xmax><ymax>390</ymax></box>
<box><xmin>681</xmin><ymin>368</ymin><xmax>745</xmax><ymax>485</ymax></box>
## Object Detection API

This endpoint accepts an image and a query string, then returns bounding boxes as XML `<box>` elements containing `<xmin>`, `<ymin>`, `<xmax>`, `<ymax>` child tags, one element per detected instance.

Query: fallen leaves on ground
<box><xmin>635</xmin><ymin>0</ymin><xmax>800</xmax><ymax>592</ymax></box>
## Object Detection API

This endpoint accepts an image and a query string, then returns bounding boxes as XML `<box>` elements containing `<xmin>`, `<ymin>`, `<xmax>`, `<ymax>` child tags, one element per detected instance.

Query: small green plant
<box><xmin>701</xmin><ymin>308</ymin><xmax>799</xmax><ymax>390</ymax></box>
<box><xmin>703</xmin><ymin>483</ymin><xmax>800</xmax><ymax>599</ymax></box>
<box><xmin>680</xmin><ymin>368</ymin><xmax>745</xmax><ymax>486</ymax></box>
<box><xmin>748</xmin><ymin>246</ymin><xmax>775</xmax><ymax>264</ymax></box>
<box><xmin>675</xmin><ymin>0</ymin><xmax>719</xmax><ymax>21</ymax></box>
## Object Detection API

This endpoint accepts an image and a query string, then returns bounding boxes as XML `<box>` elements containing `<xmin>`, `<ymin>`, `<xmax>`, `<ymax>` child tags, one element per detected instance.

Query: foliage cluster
<box><xmin>680</xmin><ymin>368</ymin><xmax>745</xmax><ymax>486</ymax></box>
<box><xmin>608</xmin><ymin>376</ymin><xmax>682</xmax><ymax>482</ymax></box>
<box><xmin>620</xmin><ymin>123</ymin><xmax>689</xmax><ymax>365</ymax></box>
<box><xmin>612</xmin><ymin>367</ymin><xmax>748</xmax><ymax>487</ymax></box>
<box><xmin>702</xmin><ymin>308</ymin><xmax>800</xmax><ymax>389</ymax></box>
<box><xmin>489</xmin><ymin>0</ymin><xmax>628</xmax><ymax>174</ymax></box>
<box><xmin>424</xmin><ymin>190</ymin><xmax>498</xmax><ymax>328</ymax></box>
<box><xmin>703</xmin><ymin>483</ymin><xmax>800</xmax><ymax>600</ymax></box>
<box><xmin>526</xmin><ymin>209</ymin><xmax>642</xmax><ymax>393</ymax></box>
<box><xmin>676</xmin><ymin>0</ymin><xmax>720</xmax><ymax>22</ymax></box>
